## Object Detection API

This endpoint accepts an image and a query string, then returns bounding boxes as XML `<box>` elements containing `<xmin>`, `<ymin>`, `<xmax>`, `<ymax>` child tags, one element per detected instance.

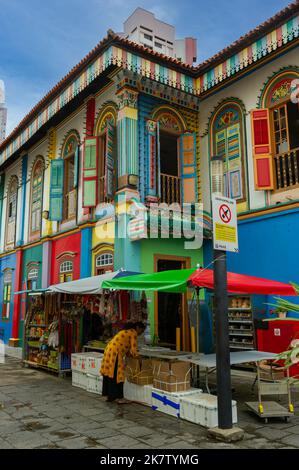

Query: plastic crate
<box><xmin>60</xmin><ymin>353</ymin><xmax>71</xmax><ymax>370</ymax></box>
<box><xmin>86</xmin><ymin>354</ymin><xmax>103</xmax><ymax>376</ymax></box>
<box><xmin>72</xmin><ymin>370</ymin><xmax>88</xmax><ymax>390</ymax></box>
<box><xmin>180</xmin><ymin>393</ymin><xmax>238</xmax><ymax>428</ymax></box>
<box><xmin>71</xmin><ymin>354</ymin><xmax>82</xmax><ymax>372</ymax></box>
<box><xmin>86</xmin><ymin>374</ymin><xmax>103</xmax><ymax>395</ymax></box>
<box><xmin>151</xmin><ymin>388</ymin><xmax>201</xmax><ymax>418</ymax></box>
<box><xmin>124</xmin><ymin>381</ymin><xmax>153</xmax><ymax>406</ymax></box>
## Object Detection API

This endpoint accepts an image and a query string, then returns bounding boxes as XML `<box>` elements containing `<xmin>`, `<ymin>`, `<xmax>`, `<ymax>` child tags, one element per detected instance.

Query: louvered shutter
<box><xmin>227</xmin><ymin>123</ymin><xmax>243</xmax><ymax>199</ymax></box>
<box><xmin>104</xmin><ymin>122</ymin><xmax>115</xmax><ymax>200</ymax></box>
<box><xmin>73</xmin><ymin>145</ymin><xmax>79</xmax><ymax>188</ymax></box>
<box><xmin>83</xmin><ymin>137</ymin><xmax>98</xmax><ymax>207</ymax></box>
<box><xmin>179</xmin><ymin>132</ymin><xmax>197</xmax><ymax>203</ymax></box>
<box><xmin>49</xmin><ymin>159</ymin><xmax>64</xmax><ymax>221</ymax></box>
<box><xmin>251</xmin><ymin>109</ymin><xmax>274</xmax><ymax>190</ymax></box>
<box><xmin>146</xmin><ymin>120</ymin><xmax>159</xmax><ymax>197</ymax></box>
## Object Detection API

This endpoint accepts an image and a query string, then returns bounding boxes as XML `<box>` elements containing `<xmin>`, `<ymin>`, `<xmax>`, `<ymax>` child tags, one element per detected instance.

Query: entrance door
<box><xmin>155</xmin><ymin>256</ymin><xmax>190</xmax><ymax>350</ymax></box>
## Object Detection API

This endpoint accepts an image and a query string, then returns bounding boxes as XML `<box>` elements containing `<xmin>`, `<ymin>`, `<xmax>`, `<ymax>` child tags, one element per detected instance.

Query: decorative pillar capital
<box><xmin>116</xmin><ymin>86</ymin><xmax>139</xmax><ymax>111</ymax></box>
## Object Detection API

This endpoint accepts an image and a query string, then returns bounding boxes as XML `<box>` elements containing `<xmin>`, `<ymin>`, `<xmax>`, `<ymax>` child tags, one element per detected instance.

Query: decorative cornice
<box><xmin>0</xmin><ymin>9</ymin><xmax>298</xmax><ymax>167</ymax></box>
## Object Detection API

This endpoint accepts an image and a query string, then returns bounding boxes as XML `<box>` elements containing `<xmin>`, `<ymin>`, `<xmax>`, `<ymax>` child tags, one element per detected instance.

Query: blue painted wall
<box><xmin>0</xmin><ymin>253</ymin><xmax>17</xmax><ymax>344</ymax></box>
<box><xmin>227</xmin><ymin>207</ymin><xmax>299</xmax><ymax>318</ymax></box>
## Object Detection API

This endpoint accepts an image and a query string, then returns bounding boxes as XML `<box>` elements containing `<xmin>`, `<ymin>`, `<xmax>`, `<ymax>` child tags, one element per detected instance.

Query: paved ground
<box><xmin>0</xmin><ymin>356</ymin><xmax>299</xmax><ymax>449</ymax></box>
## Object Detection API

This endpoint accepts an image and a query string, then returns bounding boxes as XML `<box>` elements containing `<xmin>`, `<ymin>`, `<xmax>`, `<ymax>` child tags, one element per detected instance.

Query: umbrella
<box><xmin>102</xmin><ymin>267</ymin><xmax>297</xmax><ymax>296</ymax></box>
<box><xmin>48</xmin><ymin>270</ymin><xmax>142</xmax><ymax>295</ymax></box>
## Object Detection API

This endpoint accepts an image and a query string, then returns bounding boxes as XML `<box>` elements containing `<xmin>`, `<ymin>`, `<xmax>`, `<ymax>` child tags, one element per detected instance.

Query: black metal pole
<box><xmin>214</xmin><ymin>248</ymin><xmax>233</xmax><ymax>429</ymax></box>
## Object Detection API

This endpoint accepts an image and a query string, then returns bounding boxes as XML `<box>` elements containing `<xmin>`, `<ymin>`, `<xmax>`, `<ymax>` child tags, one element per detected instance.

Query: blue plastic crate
<box><xmin>60</xmin><ymin>353</ymin><xmax>71</xmax><ymax>370</ymax></box>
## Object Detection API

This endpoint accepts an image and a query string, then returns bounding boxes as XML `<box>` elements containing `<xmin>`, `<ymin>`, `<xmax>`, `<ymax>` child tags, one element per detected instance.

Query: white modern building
<box><xmin>121</xmin><ymin>7</ymin><xmax>197</xmax><ymax>65</ymax></box>
<box><xmin>0</xmin><ymin>80</ymin><xmax>7</xmax><ymax>143</ymax></box>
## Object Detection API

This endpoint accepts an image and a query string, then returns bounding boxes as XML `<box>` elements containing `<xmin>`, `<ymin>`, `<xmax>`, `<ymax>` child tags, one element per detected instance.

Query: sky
<box><xmin>0</xmin><ymin>0</ymin><xmax>293</xmax><ymax>135</ymax></box>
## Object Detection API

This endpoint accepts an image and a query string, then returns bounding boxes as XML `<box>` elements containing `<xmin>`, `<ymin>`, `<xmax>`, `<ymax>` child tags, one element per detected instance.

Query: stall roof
<box><xmin>103</xmin><ymin>269</ymin><xmax>195</xmax><ymax>293</ymax></box>
<box><xmin>48</xmin><ymin>270</ymin><xmax>141</xmax><ymax>295</ymax></box>
<box><xmin>103</xmin><ymin>268</ymin><xmax>297</xmax><ymax>296</ymax></box>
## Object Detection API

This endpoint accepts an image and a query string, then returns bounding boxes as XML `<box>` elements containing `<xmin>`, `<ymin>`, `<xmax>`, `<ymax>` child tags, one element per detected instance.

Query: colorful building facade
<box><xmin>0</xmin><ymin>2</ymin><xmax>299</xmax><ymax>353</ymax></box>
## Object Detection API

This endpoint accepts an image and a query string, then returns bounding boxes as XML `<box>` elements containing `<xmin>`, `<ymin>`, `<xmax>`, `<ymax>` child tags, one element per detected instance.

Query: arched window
<box><xmin>260</xmin><ymin>72</ymin><xmax>299</xmax><ymax>190</ymax></box>
<box><xmin>148</xmin><ymin>108</ymin><xmax>197</xmax><ymax>206</ymax></box>
<box><xmin>211</xmin><ymin>104</ymin><xmax>245</xmax><ymax>200</ymax></box>
<box><xmin>59</xmin><ymin>260</ymin><xmax>73</xmax><ymax>283</ymax></box>
<box><xmin>62</xmin><ymin>133</ymin><xmax>79</xmax><ymax>221</ymax></box>
<box><xmin>27</xmin><ymin>266</ymin><xmax>39</xmax><ymax>291</ymax></box>
<box><xmin>95</xmin><ymin>108</ymin><xmax>116</xmax><ymax>204</ymax></box>
<box><xmin>95</xmin><ymin>252</ymin><xmax>114</xmax><ymax>275</ymax></box>
<box><xmin>30</xmin><ymin>158</ymin><xmax>44</xmax><ymax>238</ymax></box>
<box><xmin>2</xmin><ymin>269</ymin><xmax>12</xmax><ymax>319</ymax></box>
<box><xmin>5</xmin><ymin>177</ymin><xmax>18</xmax><ymax>248</ymax></box>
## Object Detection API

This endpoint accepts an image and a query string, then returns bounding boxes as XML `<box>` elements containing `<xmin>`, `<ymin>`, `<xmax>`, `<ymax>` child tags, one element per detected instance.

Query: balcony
<box><xmin>274</xmin><ymin>147</ymin><xmax>299</xmax><ymax>190</ymax></box>
<box><xmin>160</xmin><ymin>173</ymin><xmax>181</xmax><ymax>205</ymax></box>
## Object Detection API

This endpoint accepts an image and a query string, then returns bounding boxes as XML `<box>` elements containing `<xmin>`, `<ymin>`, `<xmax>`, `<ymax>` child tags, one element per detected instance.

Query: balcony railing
<box><xmin>98</xmin><ymin>175</ymin><xmax>113</xmax><ymax>204</ymax></box>
<box><xmin>274</xmin><ymin>147</ymin><xmax>299</xmax><ymax>190</ymax></box>
<box><xmin>160</xmin><ymin>173</ymin><xmax>181</xmax><ymax>205</ymax></box>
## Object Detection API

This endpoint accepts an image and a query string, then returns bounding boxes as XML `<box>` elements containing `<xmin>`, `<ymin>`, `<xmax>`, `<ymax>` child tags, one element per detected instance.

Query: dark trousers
<box><xmin>102</xmin><ymin>358</ymin><xmax>124</xmax><ymax>401</ymax></box>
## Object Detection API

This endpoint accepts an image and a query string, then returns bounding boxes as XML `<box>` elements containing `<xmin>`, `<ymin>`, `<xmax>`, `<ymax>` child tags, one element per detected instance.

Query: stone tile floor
<box><xmin>0</xmin><ymin>357</ymin><xmax>299</xmax><ymax>449</ymax></box>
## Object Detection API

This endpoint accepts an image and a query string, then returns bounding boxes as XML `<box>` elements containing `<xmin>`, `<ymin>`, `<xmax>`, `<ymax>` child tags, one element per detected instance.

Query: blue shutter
<box><xmin>49</xmin><ymin>159</ymin><xmax>64</xmax><ymax>221</ymax></box>
<box><xmin>179</xmin><ymin>132</ymin><xmax>197</xmax><ymax>203</ymax></box>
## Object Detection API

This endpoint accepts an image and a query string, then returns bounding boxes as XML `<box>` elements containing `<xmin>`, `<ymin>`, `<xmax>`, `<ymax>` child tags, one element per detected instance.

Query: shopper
<box><xmin>100</xmin><ymin>321</ymin><xmax>146</xmax><ymax>404</ymax></box>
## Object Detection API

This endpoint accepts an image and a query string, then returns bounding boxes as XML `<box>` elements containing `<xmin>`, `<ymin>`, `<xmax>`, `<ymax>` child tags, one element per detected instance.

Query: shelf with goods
<box><xmin>212</xmin><ymin>294</ymin><xmax>255</xmax><ymax>352</ymax></box>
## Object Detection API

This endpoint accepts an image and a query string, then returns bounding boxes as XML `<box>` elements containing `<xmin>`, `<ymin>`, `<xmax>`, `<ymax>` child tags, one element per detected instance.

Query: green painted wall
<box><xmin>18</xmin><ymin>244</ymin><xmax>43</xmax><ymax>346</ymax></box>
<box><xmin>140</xmin><ymin>238</ymin><xmax>203</xmax><ymax>339</ymax></box>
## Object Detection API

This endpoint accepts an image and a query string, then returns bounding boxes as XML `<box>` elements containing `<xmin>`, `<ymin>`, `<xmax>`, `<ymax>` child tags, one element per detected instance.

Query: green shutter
<box><xmin>49</xmin><ymin>159</ymin><xmax>64</xmax><ymax>221</ymax></box>
<box><xmin>74</xmin><ymin>146</ymin><xmax>79</xmax><ymax>188</ymax></box>
<box><xmin>83</xmin><ymin>137</ymin><xmax>98</xmax><ymax>207</ymax></box>
<box><xmin>179</xmin><ymin>132</ymin><xmax>197</xmax><ymax>204</ymax></box>
<box><xmin>104</xmin><ymin>122</ymin><xmax>115</xmax><ymax>199</ymax></box>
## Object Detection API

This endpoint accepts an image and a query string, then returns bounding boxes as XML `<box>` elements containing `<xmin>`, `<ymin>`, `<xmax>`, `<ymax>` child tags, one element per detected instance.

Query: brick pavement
<box><xmin>0</xmin><ymin>357</ymin><xmax>299</xmax><ymax>449</ymax></box>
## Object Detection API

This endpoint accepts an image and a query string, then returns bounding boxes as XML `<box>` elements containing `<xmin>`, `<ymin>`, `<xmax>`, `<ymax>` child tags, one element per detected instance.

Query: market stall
<box><xmin>22</xmin><ymin>270</ymin><xmax>147</xmax><ymax>375</ymax></box>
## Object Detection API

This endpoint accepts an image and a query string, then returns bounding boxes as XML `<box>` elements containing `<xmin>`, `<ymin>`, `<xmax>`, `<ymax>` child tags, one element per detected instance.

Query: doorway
<box><xmin>160</xmin><ymin>130</ymin><xmax>181</xmax><ymax>204</ymax></box>
<box><xmin>155</xmin><ymin>255</ymin><xmax>191</xmax><ymax>350</ymax></box>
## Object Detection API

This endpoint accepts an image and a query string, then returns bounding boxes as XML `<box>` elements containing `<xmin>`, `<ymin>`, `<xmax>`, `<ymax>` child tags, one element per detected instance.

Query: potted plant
<box><xmin>270</xmin><ymin>307</ymin><xmax>288</xmax><ymax>319</ymax></box>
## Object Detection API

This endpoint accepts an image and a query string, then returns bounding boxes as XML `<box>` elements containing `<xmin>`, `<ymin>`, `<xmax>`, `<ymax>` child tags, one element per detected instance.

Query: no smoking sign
<box><xmin>219</xmin><ymin>204</ymin><xmax>232</xmax><ymax>224</ymax></box>
<box><xmin>212</xmin><ymin>195</ymin><xmax>239</xmax><ymax>253</ymax></box>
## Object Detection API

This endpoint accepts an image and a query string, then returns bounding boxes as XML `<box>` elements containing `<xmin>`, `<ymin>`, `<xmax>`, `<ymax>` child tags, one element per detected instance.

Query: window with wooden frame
<box><xmin>148</xmin><ymin>110</ymin><xmax>197</xmax><ymax>205</ymax></box>
<box><xmin>95</xmin><ymin>252</ymin><xmax>114</xmax><ymax>275</ymax></box>
<box><xmin>62</xmin><ymin>134</ymin><xmax>79</xmax><ymax>221</ymax></box>
<box><xmin>268</xmin><ymin>79</ymin><xmax>299</xmax><ymax>191</ymax></box>
<box><xmin>212</xmin><ymin>105</ymin><xmax>245</xmax><ymax>201</ymax></box>
<box><xmin>5</xmin><ymin>177</ymin><xmax>18</xmax><ymax>249</ymax></box>
<box><xmin>59</xmin><ymin>260</ymin><xmax>73</xmax><ymax>283</ymax></box>
<box><xmin>2</xmin><ymin>269</ymin><xmax>12</xmax><ymax>320</ymax></box>
<box><xmin>95</xmin><ymin>111</ymin><xmax>116</xmax><ymax>204</ymax></box>
<box><xmin>27</xmin><ymin>266</ymin><xmax>38</xmax><ymax>291</ymax></box>
<box><xmin>30</xmin><ymin>158</ymin><xmax>44</xmax><ymax>238</ymax></box>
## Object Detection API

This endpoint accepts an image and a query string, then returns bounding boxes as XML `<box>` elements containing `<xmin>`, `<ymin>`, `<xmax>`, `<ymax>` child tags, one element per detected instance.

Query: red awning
<box><xmin>188</xmin><ymin>269</ymin><xmax>297</xmax><ymax>296</ymax></box>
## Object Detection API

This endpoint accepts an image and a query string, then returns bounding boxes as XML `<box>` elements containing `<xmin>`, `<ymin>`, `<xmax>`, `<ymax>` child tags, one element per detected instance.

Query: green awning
<box><xmin>102</xmin><ymin>268</ymin><xmax>195</xmax><ymax>293</ymax></box>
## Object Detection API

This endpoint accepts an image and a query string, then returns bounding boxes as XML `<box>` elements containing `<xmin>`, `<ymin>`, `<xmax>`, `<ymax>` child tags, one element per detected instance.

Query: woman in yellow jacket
<box><xmin>100</xmin><ymin>321</ymin><xmax>146</xmax><ymax>403</ymax></box>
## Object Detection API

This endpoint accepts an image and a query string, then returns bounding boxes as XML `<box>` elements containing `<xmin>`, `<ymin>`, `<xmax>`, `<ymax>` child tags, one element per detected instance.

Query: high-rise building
<box><xmin>0</xmin><ymin>80</ymin><xmax>7</xmax><ymax>143</ymax></box>
<box><xmin>121</xmin><ymin>8</ymin><xmax>197</xmax><ymax>65</ymax></box>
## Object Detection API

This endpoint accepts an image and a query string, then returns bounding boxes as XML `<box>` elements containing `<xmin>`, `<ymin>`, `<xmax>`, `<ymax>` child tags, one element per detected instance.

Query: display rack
<box><xmin>23</xmin><ymin>294</ymin><xmax>72</xmax><ymax>377</ymax></box>
<box><xmin>212</xmin><ymin>295</ymin><xmax>255</xmax><ymax>351</ymax></box>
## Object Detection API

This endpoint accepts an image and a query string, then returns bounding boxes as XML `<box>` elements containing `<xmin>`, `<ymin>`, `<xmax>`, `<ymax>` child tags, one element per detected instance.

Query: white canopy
<box><xmin>48</xmin><ymin>271</ymin><xmax>121</xmax><ymax>295</ymax></box>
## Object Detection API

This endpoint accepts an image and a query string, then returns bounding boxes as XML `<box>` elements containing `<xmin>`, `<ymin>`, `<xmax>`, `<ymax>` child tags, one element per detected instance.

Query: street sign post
<box><xmin>212</xmin><ymin>195</ymin><xmax>239</xmax><ymax>253</ymax></box>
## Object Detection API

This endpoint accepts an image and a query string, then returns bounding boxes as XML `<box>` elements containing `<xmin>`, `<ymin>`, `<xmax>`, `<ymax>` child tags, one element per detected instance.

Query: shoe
<box><xmin>116</xmin><ymin>398</ymin><xmax>131</xmax><ymax>404</ymax></box>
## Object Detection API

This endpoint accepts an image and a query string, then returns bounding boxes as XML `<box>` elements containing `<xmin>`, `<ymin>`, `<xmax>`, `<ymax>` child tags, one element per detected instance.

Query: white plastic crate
<box><xmin>124</xmin><ymin>381</ymin><xmax>153</xmax><ymax>406</ymax></box>
<box><xmin>72</xmin><ymin>370</ymin><xmax>88</xmax><ymax>390</ymax></box>
<box><xmin>71</xmin><ymin>354</ymin><xmax>82</xmax><ymax>372</ymax></box>
<box><xmin>180</xmin><ymin>393</ymin><xmax>238</xmax><ymax>428</ymax></box>
<box><xmin>86</xmin><ymin>374</ymin><xmax>103</xmax><ymax>395</ymax></box>
<box><xmin>86</xmin><ymin>354</ymin><xmax>103</xmax><ymax>376</ymax></box>
<box><xmin>151</xmin><ymin>388</ymin><xmax>201</xmax><ymax>418</ymax></box>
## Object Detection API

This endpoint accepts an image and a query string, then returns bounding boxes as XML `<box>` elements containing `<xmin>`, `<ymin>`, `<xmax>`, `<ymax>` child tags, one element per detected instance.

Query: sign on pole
<box><xmin>212</xmin><ymin>195</ymin><xmax>239</xmax><ymax>253</ymax></box>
